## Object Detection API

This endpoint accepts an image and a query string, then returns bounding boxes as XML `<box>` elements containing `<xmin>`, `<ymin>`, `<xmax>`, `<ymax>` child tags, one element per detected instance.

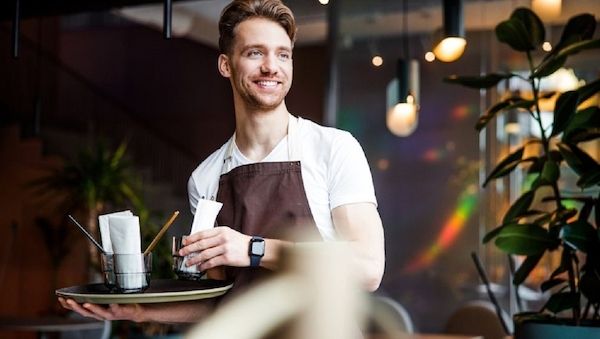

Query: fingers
<box><xmin>180</xmin><ymin>234</ymin><xmax>222</xmax><ymax>256</ymax></box>
<box><xmin>183</xmin><ymin>227</ymin><xmax>225</xmax><ymax>245</ymax></box>
<box><xmin>186</xmin><ymin>246</ymin><xmax>225</xmax><ymax>266</ymax></box>
<box><xmin>62</xmin><ymin>299</ymin><xmax>105</xmax><ymax>321</ymax></box>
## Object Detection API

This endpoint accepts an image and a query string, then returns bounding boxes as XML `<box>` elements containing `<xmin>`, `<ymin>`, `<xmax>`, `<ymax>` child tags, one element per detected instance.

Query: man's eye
<box><xmin>279</xmin><ymin>53</ymin><xmax>291</xmax><ymax>61</ymax></box>
<box><xmin>247</xmin><ymin>50</ymin><xmax>262</xmax><ymax>57</ymax></box>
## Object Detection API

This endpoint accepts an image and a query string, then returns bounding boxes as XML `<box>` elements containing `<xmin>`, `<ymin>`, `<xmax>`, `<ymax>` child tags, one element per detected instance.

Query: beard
<box><xmin>231</xmin><ymin>69</ymin><xmax>292</xmax><ymax>111</ymax></box>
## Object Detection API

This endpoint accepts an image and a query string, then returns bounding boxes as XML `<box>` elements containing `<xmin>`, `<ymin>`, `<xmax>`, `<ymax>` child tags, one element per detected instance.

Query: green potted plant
<box><xmin>445</xmin><ymin>8</ymin><xmax>600</xmax><ymax>339</ymax></box>
<box><xmin>31</xmin><ymin>141</ymin><xmax>146</xmax><ymax>276</ymax></box>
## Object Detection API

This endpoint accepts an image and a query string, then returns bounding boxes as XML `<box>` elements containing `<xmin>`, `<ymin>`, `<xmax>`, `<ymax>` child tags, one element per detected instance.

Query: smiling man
<box><xmin>59</xmin><ymin>0</ymin><xmax>385</xmax><ymax>323</ymax></box>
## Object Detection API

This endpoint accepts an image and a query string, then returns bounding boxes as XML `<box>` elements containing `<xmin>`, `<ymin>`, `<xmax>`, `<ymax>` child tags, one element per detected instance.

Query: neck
<box><xmin>234</xmin><ymin>104</ymin><xmax>290</xmax><ymax>161</ymax></box>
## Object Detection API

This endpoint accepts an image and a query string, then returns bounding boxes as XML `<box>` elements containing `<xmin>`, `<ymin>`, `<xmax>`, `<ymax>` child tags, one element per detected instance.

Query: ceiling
<box><xmin>2</xmin><ymin>0</ymin><xmax>599</xmax><ymax>47</ymax></box>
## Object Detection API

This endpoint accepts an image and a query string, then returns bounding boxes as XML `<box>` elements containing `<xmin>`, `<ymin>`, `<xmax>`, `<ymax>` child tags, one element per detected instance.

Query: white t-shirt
<box><xmin>187</xmin><ymin>116</ymin><xmax>377</xmax><ymax>241</ymax></box>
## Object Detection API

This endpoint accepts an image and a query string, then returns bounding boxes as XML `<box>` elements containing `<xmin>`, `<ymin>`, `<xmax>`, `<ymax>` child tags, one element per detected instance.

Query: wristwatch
<box><xmin>248</xmin><ymin>236</ymin><xmax>265</xmax><ymax>267</ymax></box>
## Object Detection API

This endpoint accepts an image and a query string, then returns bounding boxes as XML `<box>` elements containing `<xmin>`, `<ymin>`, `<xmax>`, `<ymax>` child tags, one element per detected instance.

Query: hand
<box><xmin>58</xmin><ymin>297</ymin><xmax>144</xmax><ymax>322</ymax></box>
<box><xmin>180</xmin><ymin>226</ymin><xmax>251</xmax><ymax>271</ymax></box>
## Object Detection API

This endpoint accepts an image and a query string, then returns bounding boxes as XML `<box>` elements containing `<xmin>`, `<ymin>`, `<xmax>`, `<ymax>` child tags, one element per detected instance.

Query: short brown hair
<box><xmin>218</xmin><ymin>0</ymin><xmax>297</xmax><ymax>55</ymax></box>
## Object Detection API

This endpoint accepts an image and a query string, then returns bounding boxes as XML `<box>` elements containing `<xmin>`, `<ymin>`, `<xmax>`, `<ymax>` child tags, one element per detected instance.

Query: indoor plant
<box><xmin>445</xmin><ymin>7</ymin><xmax>600</xmax><ymax>338</ymax></box>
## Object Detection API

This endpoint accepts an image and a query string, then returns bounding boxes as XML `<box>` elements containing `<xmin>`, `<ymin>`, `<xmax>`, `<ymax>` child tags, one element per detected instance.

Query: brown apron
<box><xmin>215</xmin><ymin>115</ymin><xmax>321</xmax><ymax>295</ymax></box>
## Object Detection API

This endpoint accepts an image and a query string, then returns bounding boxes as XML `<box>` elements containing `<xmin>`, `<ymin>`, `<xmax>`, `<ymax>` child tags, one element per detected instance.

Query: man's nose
<box><xmin>260</xmin><ymin>54</ymin><xmax>278</xmax><ymax>74</ymax></box>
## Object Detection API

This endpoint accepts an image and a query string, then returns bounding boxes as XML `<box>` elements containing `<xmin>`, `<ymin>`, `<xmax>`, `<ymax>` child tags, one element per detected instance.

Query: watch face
<box><xmin>251</xmin><ymin>240</ymin><xmax>265</xmax><ymax>256</ymax></box>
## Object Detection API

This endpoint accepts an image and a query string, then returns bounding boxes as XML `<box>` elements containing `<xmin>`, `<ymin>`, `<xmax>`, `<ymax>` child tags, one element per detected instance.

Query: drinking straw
<box><xmin>470</xmin><ymin>251</ymin><xmax>511</xmax><ymax>335</ymax></box>
<box><xmin>67</xmin><ymin>214</ymin><xmax>106</xmax><ymax>254</ymax></box>
<box><xmin>144</xmin><ymin>211</ymin><xmax>179</xmax><ymax>255</ymax></box>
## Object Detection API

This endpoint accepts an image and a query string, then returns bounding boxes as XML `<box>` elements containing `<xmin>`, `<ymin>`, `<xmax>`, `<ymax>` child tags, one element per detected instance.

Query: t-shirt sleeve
<box><xmin>327</xmin><ymin>132</ymin><xmax>377</xmax><ymax>209</ymax></box>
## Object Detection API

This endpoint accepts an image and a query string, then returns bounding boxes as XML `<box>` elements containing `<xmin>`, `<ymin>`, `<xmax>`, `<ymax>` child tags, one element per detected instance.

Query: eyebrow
<box><xmin>241</xmin><ymin>44</ymin><xmax>292</xmax><ymax>53</ymax></box>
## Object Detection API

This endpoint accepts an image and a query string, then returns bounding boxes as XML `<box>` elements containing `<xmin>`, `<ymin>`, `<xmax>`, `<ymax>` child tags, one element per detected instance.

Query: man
<box><xmin>59</xmin><ymin>0</ymin><xmax>384</xmax><ymax>323</ymax></box>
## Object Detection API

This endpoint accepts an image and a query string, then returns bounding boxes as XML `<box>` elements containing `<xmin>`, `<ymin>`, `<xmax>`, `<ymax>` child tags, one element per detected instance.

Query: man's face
<box><xmin>219</xmin><ymin>18</ymin><xmax>293</xmax><ymax>111</ymax></box>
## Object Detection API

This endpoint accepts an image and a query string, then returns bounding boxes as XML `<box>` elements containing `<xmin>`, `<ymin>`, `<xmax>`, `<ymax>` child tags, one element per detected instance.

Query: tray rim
<box><xmin>55</xmin><ymin>280</ymin><xmax>233</xmax><ymax>304</ymax></box>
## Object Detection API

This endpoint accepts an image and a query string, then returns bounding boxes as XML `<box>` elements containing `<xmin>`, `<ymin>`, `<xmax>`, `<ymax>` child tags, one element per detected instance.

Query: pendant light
<box><xmin>532</xmin><ymin>0</ymin><xmax>561</xmax><ymax>20</ymax></box>
<box><xmin>432</xmin><ymin>0</ymin><xmax>466</xmax><ymax>62</ymax></box>
<box><xmin>163</xmin><ymin>0</ymin><xmax>172</xmax><ymax>39</ymax></box>
<box><xmin>12</xmin><ymin>0</ymin><xmax>20</xmax><ymax>58</ymax></box>
<box><xmin>386</xmin><ymin>0</ymin><xmax>420</xmax><ymax>137</ymax></box>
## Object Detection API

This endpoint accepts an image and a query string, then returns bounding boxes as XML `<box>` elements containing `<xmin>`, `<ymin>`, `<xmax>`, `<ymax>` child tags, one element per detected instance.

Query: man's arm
<box><xmin>58</xmin><ymin>297</ymin><xmax>215</xmax><ymax>323</ymax></box>
<box><xmin>331</xmin><ymin>202</ymin><xmax>385</xmax><ymax>292</ymax></box>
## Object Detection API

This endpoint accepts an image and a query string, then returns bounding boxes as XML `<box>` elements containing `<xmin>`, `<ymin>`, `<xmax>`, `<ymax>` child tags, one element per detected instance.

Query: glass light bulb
<box><xmin>372</xmin><ymin>55</ymin><xmax>383</xmax><ymax>67</ymax></box>
<box><xmin>424</xmin><ymin>51</ymin><xmax>436</xmax><ymax>62</ymax></box>
<box><xmin>318</xmin><ymin>0</ymin><xmax>329</xmax><ymax>5</ymax></box>
<box><xmin>386</xmin><ymin>101</ymin><xmax>418</xmax><ymax>137</ymax></box>
<box><xmin>433</xmin><ymin>37</ymin><xmax>467</xmax><ymax>62</ymax></box>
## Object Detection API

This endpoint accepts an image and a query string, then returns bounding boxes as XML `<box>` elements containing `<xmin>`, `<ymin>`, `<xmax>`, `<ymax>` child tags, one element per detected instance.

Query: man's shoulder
<box><xmin>190</xmin><ymin>141</ymin><xmax>229</xmax><ymax>183</ymax></box>
<box><xmin>297</xmin><ymin>116</ymin><xmax>354</xmax><ymax>143</ymax></box>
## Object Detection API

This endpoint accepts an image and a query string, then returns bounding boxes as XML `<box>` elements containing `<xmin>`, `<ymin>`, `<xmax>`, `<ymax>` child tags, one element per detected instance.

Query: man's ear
<box><xmin>218</xmin><ymin>54</ymin><xmax>231</xmax><ymax>78</ymax></box>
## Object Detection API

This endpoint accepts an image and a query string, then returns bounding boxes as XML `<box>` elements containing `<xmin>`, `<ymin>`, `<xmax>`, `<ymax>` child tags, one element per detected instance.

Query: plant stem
<box><xmin>528</xmin><ymin>51</ymin><xmax>580</xmax><ymax>323</ymax></box>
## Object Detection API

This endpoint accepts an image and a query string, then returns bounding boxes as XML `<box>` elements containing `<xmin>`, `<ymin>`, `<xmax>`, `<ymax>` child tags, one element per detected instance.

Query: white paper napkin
<box><xmin>109</xmin><ymin>215</ymin><xmax>144</xmax><ymax>290</ymax></box>
<box><xmin>98</xmin><ymin>210</ymin><xmax>133</xmax><ymax>254</ymax></box>
<box><xmin>181</xmin><ymin>199</ymin><xmax>223</xmax><ymax>273</ymax></box>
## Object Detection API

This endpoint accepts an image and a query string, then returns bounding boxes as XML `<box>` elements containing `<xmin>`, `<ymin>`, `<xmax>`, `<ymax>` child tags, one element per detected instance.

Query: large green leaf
<box><xmin>560</xmin><ymin>220</ymin><xmax>597</xmax><ymax>252</ymax></box>
<box><xmin>551</xmin><ymin>91</ymin><xmax>579</xmax><ymax>137</ymax></box>
<box><xmin>513</xmin><ymin>254</ymin><xmax>543</xmax><ymax>285</ymax></box>
<box><xmin>562</xmin><ymin>107</ymin><xmax>600</xmax><ymax>143</ymax></box>
<box><xmin>495</xmin><ymin>223</ymin><xmax>553</xmax><ymax>255</ymax></box>
<box><xmin>577</xmin><ymin>168</ymin><xmax>600</xmax><ymax>189</ymax></box>
<box><xmin>444</xmin><ymin>73</ymin><xmax>514</xmax><ymax>89</ymax></box>
<box><xmin>557</xmin><ymin>143</ymin><xmax>599</xmax><ymax>176</ymax></box>
<box><xmin>532</xmin><ymin>56</ymin><xmax>566</xmax><ymax>79</ymax></box>
<box><xmin>484</xmin><ymin>147</ymin><xmax>524</xmax><ymax>187</ymax></box>
<box><xmin>577</xmin><ymin>78</ymin><xmax>600</xmax><ymax>104</ymax></box>
<box><xmin>496</xmin><ymin>17</ymin><xmax>534</xmax><ymax>51</ymax></box>
<box><xmin>543</xmin><ymin>292</ymin><xmax>579</xmax><ymax>314</ymax></box>
<box><xmin>503</xmin><ymin>191</ymin><xmax>536</xmax><ymax>223</ymax></box>
<box><xmin>546</xmin><ymin>14</ymin><xmax>596</xmax><ymax>60</ymax></box>
<box><xmin>556</xmin><ymin>38</ymin><xmax>600</xmax><ymax>59</ymax></box>
<box><xmin>510</xmin><ymin>8</ymin><xmax>545</xmax><ymax>48</ymax></box>
<box><xmin>483</xmin><ymin>224</ymin><xmax>505</xmax><ymax>244</ymax></box>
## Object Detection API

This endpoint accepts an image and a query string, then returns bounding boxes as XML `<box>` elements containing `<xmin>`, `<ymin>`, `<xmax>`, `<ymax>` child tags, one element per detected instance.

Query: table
<box><xmin>0</xmin><ymin>316</ymin><xmax>107</xmax><ymax>339</ymax></box>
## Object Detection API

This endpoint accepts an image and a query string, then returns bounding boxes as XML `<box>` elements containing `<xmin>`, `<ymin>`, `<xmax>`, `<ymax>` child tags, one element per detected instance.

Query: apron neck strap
<box><xmin>222</xmin><ymin>114</ymin><xmax>300</xmax><ymax>174</ymax></box>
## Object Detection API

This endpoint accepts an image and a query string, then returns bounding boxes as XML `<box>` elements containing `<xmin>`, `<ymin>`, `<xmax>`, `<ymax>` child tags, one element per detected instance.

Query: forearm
<box><xmin>137</xmin><ymin>300</ymin><xmax>216</xmax><ymax>323</ymax></box>
<box><xmin>260</xmin><ymin>238</ymin><xmax>293</xmax><ymax>270</ymax></box>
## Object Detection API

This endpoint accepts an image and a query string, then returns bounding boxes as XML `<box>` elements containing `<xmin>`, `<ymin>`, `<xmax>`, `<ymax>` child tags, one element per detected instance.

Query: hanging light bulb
<box><xmin>386</xmin><ymin>59</ymin><xmax>420</xmax><ymax>137</ymax></box>
<box><xmin>318</xmin><ymin>0</ymin><xmax>330</xmax><ymax>5</ymax></box>
<box><xmin>432</xmin><ymin>0</ymin><xmax>466</xmax><ymax>62</ymax></box>
<box><xmin>372</xmin><ymin>55</ymin><xmax>384</xmax><ymax>67</ymax></box>
<box><xmin>425</xmin><ymin>51</ymin><xmax>436</xmax><ymax>62</ymax></box>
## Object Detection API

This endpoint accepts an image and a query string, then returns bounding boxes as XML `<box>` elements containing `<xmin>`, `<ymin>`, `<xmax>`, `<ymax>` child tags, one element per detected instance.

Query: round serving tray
<box><xmin>56</xmin><ymin>279</ymin><xmax>233</xmax><ymax>304</ymax></box>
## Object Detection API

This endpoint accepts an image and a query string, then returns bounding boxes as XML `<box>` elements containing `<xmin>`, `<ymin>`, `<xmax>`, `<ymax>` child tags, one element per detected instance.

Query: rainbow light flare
<box><xmin>403</xmin><ymin>186</ymin><xmax>478</xmax><ymax>273</ymax></box>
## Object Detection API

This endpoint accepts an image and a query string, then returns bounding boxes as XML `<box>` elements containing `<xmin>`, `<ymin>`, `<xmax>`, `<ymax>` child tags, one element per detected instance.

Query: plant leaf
<box><xmin>541</xmin><ymin>278</ymin><xmax>566</xmax><ymax>292</ymax></box>
<box><xmin>444</xmin><ymin>73</ymin><xmax>514</xmax><ymax>89</ymax></box>
<box><xmin>560</xmin><ymin>220</ymin><xmax>597</xmax><ymax>253</ymax></box>
<box><xmin>510</xmin><ymin>8</ymin><xmax>545</xmax><ymax>48</ymax></box>
<box><xmin>556</xmin><ymin>38</ymin><xmax>600</xmax><ymax>59</ymax></box>
<box><xmin>580</xmin><ymin>270</ymin><xmax>600</xmax><ymax>303</ymax></box>
<box><xmin>551</xmin><ymin>91</ymin><xmax>579</xmax><ymax>137</ymax></box>
<box><xmin>577</xmin><ymin>168</ymin><xmax>600</xmax><ymax>189</ymax></box>
<box><xmin>496</xmin><ymin>17</ymin><xmax>534</xmax><ymax>51</ymax></box>
<box><xmin>476</xmin><ymin>100</ymin><xmax>510</xmax><ymax>131</ymax></box>
<box><xmin>495</xmin><ymin>223</ymin><xmax>553</xmax><ymax>256</ymax></box>
<box><xmin>503</xmin><ymin>191</ymin><xmax>536</xmax><ymax>223</ymax></box>
<box><xmin>557</xmin><ymin>143</ymin><xmax>599</xmax><ymax>177</ymax></box>
<box><xmin>562</xmin><ymin>107</ymin><xmax>600</xmax><ymax>143</ymax></box>
<box><xmin>532</xmin><ymin>56</ymin><xmax>566</xmax><ymax>79</ymax></box>
<box><xmin>483</xmin><ymin>224</ymin><xmax>505</xmax><ymax>244</ymax></box>
<box><xmin>484</xmin><ymin>147</ymin><xmax>525</xmax><ymax>187</ymax></box>
<box><xmin>513</xmin><ymin>254</ymin><xmax>543</xmax><ymax>285</ymax></box>
<box><xmin>545</xmin><ymin>13</ymin><xmax>597</xmax><ymax>61</ymax></box>
<box><xmin>543</xmin><ymin>292</ymin><xmax>579</xmax><ymax>314</ymax></box>
<box><xmin>577</xmin><ymin>78</ymin><xmax>600</xmax><ymax>104</ymax></box>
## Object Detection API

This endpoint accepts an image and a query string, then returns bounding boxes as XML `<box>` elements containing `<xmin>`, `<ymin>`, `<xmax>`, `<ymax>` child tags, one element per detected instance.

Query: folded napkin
<box><xmin>108</xmin><ymin>215</ymin><xmax>145</xmax><ymax>290</ymax></box>
<box><xmin>180</xmin><ymin>199</ymin><xmax>223</xmax><ymax>274</ymax></box>
<box><xmin>98</xmin><ymin>210</ymin><xmax>133</xmax><ymax>254</ymax></box>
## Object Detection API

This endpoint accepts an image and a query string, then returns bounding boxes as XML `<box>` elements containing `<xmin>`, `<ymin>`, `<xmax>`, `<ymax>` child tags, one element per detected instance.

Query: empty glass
<box><xmin>100</xmin><ymin>253</ymin><xmax>116</xmax><ymax>291</ymax></box>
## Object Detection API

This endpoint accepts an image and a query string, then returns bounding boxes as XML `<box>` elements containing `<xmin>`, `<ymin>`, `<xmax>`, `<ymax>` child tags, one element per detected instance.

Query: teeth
<box><xmin>257</xmin><ymin>81</ymin><xmax>278</xmax><ymax>87</ymax></box>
